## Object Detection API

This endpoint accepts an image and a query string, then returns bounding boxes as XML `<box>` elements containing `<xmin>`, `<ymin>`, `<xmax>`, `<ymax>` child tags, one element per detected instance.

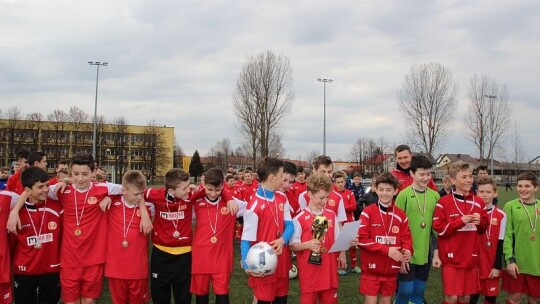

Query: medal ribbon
<box><xmin>412</xmin><ymin>188</ymin><xmax>427</xmax><ymax>222</ymax></box>
<box><xmin>122</xmin><ymin>198</ymin><xmax>138</xmax><ymax>241</ymax></box>
<box><xmin>25</xmin><ymin>200</ymin><xmax>47</xmax><ymax>245</ymax></box>
<box><xmin>262</xmin><ymin>188</ymin><xmax>280</xmax><ymax>234</ymax></box>
<box><xmin>378</xmin><ymin>200</ymin><xmax>395</xmax><ymax>236</ymax></box>
<box><xmin>74</xmin><ymin>184</ymin><xmax>92</xmax><ymax>228</ymax></box>
<box><xmin>519</xmin><ymin>199</ymin><xmax>538</xmax><ymax>234</ymax></box>
<box><xmin>206</xmin><ymin>197</ymin><xmax>220</xmax><ymax>237</ymax></box>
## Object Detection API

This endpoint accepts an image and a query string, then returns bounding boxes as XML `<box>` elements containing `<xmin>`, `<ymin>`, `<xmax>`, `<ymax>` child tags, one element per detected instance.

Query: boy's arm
<box><xmin>289</xmin><ymin>217</ymin><xmax>321</xmax><ymax>253</ymax></box>
<box><xmin>106</xmin><ymin>182</ymin><xmax>123</xmax><ymax>196</ymax></box>
<box><xmin>138</xmin><ymin>197</ymin><xmax>152</xmax><ymax>234</ymax></box>
<box><xmin>476</xmin><ymin>206</ymin><xmax>489</xmax><ymax>234</ymax></box>
<box><xmin>357</xmin><ymin>213</ymin><xmax>390</xmax><ymax>256</ymax></box>
<box><xmin>394</xmin><ymin>191</ymin><xmax>407</xmax><ymax>211</ymax></box>
<box><xmin>6</xmin><ymin>191</ymin><xmax>25</xmax><ymax>234</ymax></box>
<box><xmin>493</xmin><ymin>212</ymin><xmax>507</xmax><ymax>271</ymax></box>
<box><xmin>344</xmin><ymin>191</ymin><xmax>357</xmax><ymax>213</ymax></box>
<box><xmin>432</xmin><ymin>202</ymin><xmax>470</xmax><ymax>238</ymax></box>
<box><xmin>233</xmin><ymin>198</ymin><xmax>248</xmax><ymax>218</ymax></box>
<box><xmin>240</xmin><ymin>208</ymin><xmax>258</xmax><ymax>270</ymax></box>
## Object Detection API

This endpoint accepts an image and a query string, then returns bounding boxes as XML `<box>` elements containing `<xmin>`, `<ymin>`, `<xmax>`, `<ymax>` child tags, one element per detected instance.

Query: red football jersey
<box><xmin>291</xmin><ymin>208</ymin><xmax>340</xmax><ymax>293</ymax></box>
<box><xmin>292</xmin><ymin>181</ymin><xmax>307</xmax><ymax>200</ymax></box>
<box><xmin>298</xmin><ymin>190</ymin><xmax>347</xmax><ymax>223</ymax></box>
<box><xmin>13</xmin><ymin>199</ymin><xmax>63</xmax><ymax>275</ymax></box>
<box><xmin>6</xmin><ymin>171</ymin><xmax>24</xmax><ymax>195</ymax></box>
<box><xmin>391</xmin><ymin>168</ymin><xmax>437</xmax><ymax>193</ymax></box>
<box><xmin>433</xmin><ymin>192</ymin><xmax>489</xmax><ymax>268</ymax></box>
<box><xmin>105</xmin><ymin>197</ymin><xmax>154</xmax><ymax>279</ymax></box>
<box><xmin>145</xmin><ymin>188</ymin><xmax>192</xmax><ymax>247</ymax></box>
<box><xmin>478</xmin><ymin>206</ymin><xmax>506</xmax><ymax>278</ymax></box>
<box><xmin>284</xmin><ymin>188</ymin><xmax>300</xmax><ymax>218</ymax></box>
<box><xmin>52</xmin><ymin>182</ymin><xmax>122</xmax><ymax>267</ymax></box>
<box><xmin>241</xmin><ymin>181</ymin><xmax>259</xmax><ymax>202</ymax></box>
<box><xmin>0</xmin><ymin>191</ymin><xmax>19</xmax><ymax>283</ymax></box>
<box><xmin>192</xmin><ymin>195</ymin><xmax>245</xmax><ymax>274</ymax></box>
<box><xmin>358</xmin><ymin>202</ymin><xmax>413</xmax><ymax>276</ymax></box>
<box><xmin>242</xmin><ymin>190</ymin><xmax>291</xmax><ymax>286</ymax></box>
<box><xmin>334</xmin><ymin>187</ymin><xmax>357</xmax><ymax>221</ymax></box>
<box><xmin>48</xmin><ymin>176</ymin><xmax>60</xmax><ymax>186</ymax></box>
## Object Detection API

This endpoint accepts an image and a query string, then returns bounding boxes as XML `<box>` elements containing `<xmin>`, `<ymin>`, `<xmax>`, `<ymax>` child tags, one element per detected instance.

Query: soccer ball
<box><xmin>288</xmin><ymin>264</ymin><xmax>298</xmax><ymax>279</ymax></box>
<box><xmin>245</xmin><ymin>242</ymin><xmax>278</xmax><ymax>275</ymax></box>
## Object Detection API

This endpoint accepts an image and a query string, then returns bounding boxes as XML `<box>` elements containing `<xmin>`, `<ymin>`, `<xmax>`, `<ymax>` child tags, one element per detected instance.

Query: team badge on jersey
<box><xmin>391</xmin><ymin>226</ymin><xmax>399</xmax><ymax>233</ymax></box>
<box><xmin>261</xmin><ymin>204</ymin><xmax>266</xmax><ymax>210</ymax></box>
<box><xmin>88</xmin><ymin>197</ymin><xmax>97</xmax><ymax>205</ymax></box>
<box><xmin>491</xmin><ymin>218</ymin><xmax>498</xmax><ymax>225</ymax></box>
<box><xmin>328</xmin><ymin>199</ymin><xmax>335</xmax><ymax>206</ymax></box>
<box><xmin>279</xmin><ymin>203</ymin><xmax>284</xmax><ymax>211</ymax></box>
<box><xmin>221</xmin><ymin>207</ymin><xmax>229</xmax><ymax>215</ymax></box>
<box><xmin>48</xmin><ymin>221</ymin><xmax>57</xmax><ymax>230</ymax></box>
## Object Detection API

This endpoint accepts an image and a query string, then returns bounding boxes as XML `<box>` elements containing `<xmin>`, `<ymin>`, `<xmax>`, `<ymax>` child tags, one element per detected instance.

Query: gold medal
<box><xmin>122</xmin><ymin>240</ymin><xmax>129</xmax><ymax>248</ymax></box>
<box><xmin>531</xmin><ymin>234</ymin><xmax>536</xmax><ymax>241</ymax></box>
<box><xmin>173</xmin><ymin>231</ymin><xmax>180</xmax><ymax>238</ymax></box>
<box><xmin>420</xmin><ymin>222</ymin><xmax>426</xmax><ymax>229</ymax></box>
<box><xmin>34</xmin><ymin>242</ymin><xmax>42</xmax><ymax>249</ymax></box>
<box><xmin>74</xmin><ymin>228</ymin><xmax>82</xmax><ymax>236</ymax></box>
<box><xmin>486</xmin><ymin>241</ymin><xmax>491</xmax><ymax>248</ymax></box>
<box><xmin>210</xmin><ymin>236</ymin><xmax>217</xmax><ymax>243</ymax></box>
<box><xmin>321</xmin><ymin>246</ymin><xmax>327</xmax><ymax>253</ymax></box>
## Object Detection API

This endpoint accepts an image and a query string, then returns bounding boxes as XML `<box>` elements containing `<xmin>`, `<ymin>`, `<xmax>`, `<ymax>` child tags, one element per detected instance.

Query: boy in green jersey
<box><xmin>395</xmin><ymin>155</ymin><xmax>441</xmax><ymax>304</ymax></box>
<box><xmin>502</xmin><ymin>172</ymin><xmax>540</xmax><ymax>303</ymax></box>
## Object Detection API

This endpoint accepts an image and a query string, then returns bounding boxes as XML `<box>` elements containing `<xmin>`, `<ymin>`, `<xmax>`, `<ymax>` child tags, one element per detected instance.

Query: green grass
<box><xmin>97</xmin><ymin>187</ymin><xmax>536</xmax><ymax>303</ymax></box>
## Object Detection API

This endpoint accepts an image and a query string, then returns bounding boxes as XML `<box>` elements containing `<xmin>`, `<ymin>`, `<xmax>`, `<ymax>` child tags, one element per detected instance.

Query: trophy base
<box><xmin>308</xmin><ymin>254</ymin><xmax>322</xmax><ymax>265</ymax></box>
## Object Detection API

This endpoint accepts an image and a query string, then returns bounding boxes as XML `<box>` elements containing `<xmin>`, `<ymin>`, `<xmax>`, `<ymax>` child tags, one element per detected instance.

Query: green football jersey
<box><xmin>503</xmin><ymin>199</ymin><xmax>540</xmax><ymax>275</ymax></box>
<box><xmin>395</xmin><ymin>186</ymin><xmax>440</xmax><ymax>265</ymax></box>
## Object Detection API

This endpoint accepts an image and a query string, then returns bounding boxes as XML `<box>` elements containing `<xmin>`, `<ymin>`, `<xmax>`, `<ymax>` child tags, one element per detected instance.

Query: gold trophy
<box><xmin>308</xmin><ymin>215</ymin><xmax>329</xmax><ymax>265</ymax></box>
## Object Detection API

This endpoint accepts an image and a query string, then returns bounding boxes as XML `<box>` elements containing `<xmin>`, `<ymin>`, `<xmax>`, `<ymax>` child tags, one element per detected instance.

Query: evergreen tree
<box><xmin>189</xmin><ymin>150</ymin><xmax>204</xmax><ymax>181</ymax></box>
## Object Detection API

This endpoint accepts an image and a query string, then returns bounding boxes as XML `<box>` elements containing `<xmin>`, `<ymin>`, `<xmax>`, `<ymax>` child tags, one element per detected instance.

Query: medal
<box><xmin>485</xmin><ymin>207</ymin><xmax>495</xmax><ymax>250</ymax></box>
<box><xmin>321</xmin><ymin>246</ymin><xmax>327</xmax><ymax>253</ymax></box>
<box><xmin>74</xmin><ymin>184</ymin><xmax>91</xmax><ymax>237</ymax></box>
<box><xmin>74</xmin><ymin>228</ymin><xmax>82</xmax><ymax>236</ymax></box>
<box><xmin>122</xmin><ymin>198</ymin><xmax>137</xmax><ymax>249</ymax></box>
<box><xmin>173</xmin><ymin>231</ymin><xmax>180</xmax><ymax>238</ymax></box>
<box><xmin>420</xmin><ymin>222</ymin><xmax>426</xmax><ymax>229</ymax></box>
<box><xmin>166</xmin><ymin>194</ymin><xmax>182</xmax><ymax>239</ymax></box>
<box><xmin>210</xmin><ymin>236</ymin><xmax>217</xmax><ymax>243</ymax></box>
<box><xmin>25</xmin><ymin>200</ymin><xmax>47</xmax><ymax>249</ymax></box>
<box><xmin>486</xmin><ymin>241</ymin><xmax>491</xmax><ymax>248</ymax></box>
<box><xmin>412</xmin><ymin>188</ymin><xmax>428</xmax><ymax>229</ymax></box>
<box><xmin>261</xmin><ymin>189</ymin><xmax>282</xmax><ymax>238</ymax></box>
<box><xmin>122</xmin><ymin>240</ymin><xmax>129</xmax><ymax>248</ymax></box>
<box><xmin>519</xmin><ymin>200</ymin><xmax>538</xmax><ymax>243</ymax></box>
<box><xmin>206</xmin><ymin>197</ymin><xmax>220</xmax><ymax>244</ymax></box>
<box><xmin>34</xmin><ymin>242</ymin><xmax>42</xmax><ymax>249</ymax></box>
<box><xmin>532</xmin><ymin>234</ymin><xmax>536</xmax><ymax>241</ymax></box>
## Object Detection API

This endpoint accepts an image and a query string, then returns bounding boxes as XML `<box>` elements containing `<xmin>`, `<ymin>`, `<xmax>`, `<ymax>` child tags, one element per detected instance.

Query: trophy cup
<box><xmin>308</xmin><ymin>215</ymin><xmax>329</xmax><ymax>265</ymax></box>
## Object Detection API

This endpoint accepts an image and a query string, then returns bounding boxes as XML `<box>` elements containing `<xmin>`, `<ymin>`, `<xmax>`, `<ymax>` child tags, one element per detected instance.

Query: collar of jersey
<box><xmin>256</xmin><ymin>186</ymin><xmax>275</xmax><ymax>200</ymax></box>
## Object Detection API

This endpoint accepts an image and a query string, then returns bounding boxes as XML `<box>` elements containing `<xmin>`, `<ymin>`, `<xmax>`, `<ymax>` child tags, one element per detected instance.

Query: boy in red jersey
<box><xmin>469</xmin><ymin>177</ymin><xmax>506</xmax><ymax>304</ymax></box>
<box><xmin>191</xmin><ymin>168</ymin><xmax>247</xmax><ymax>304</ymax></box>
<box><xmin>333</xmin><ymin>171</ymin><xmax>359</xmax><ymax>274</ymax></box>
<box><xmin>8</xmin><ymin>152</ymin><xmax>152</xmax><ymax>304</ymax></box>
<box><xmin>241</xmin><ymin>157</ymin><xmax>294</xmax><ymax>304</ymax></box>
<box><xmin>432</xmin><ymin>161</ymin><xmax>489</xmax><ymax>304</ymax></box>
<box><xmin>292</xmin><ymin>166</ymin><xmax>307</xmax><ymax>199</ymax></box>
<box><xmin>48</xmin><ymin>160</ymin><xmax>70</xmax><ymax>186</ymax></box>
<box><xmin>0</xmin><ymin>189</ymin><xmax>21</xmax><ymax>304</ymax></box>
<box><xmin>290</xmin><ymin>173</ymin><xmax>351</xmax><ymax>304</ymax></box>
<box><xmin>105</xmin><ymin>170</ymin><xmax>154</xmax><ymax>304</ymax></box>
<box><xmin>241</xmin><ymin>170</ymin><xmax>259</xmax><ymax>201</ymax></box>
<box><xmin>391</xmin><ymin>145</ymin><xmax>437</xmax><ymax>193</ymax></box>
<box><xmin>6</xmin><ymin>149</ymin><xmax>29</xmax><ymax>194</ymax></box>
<box><xmin>357</xmin><ymin>172</ymin><xmax>413</xmax><ymax>304</ymax></box>
<box><xmin>11</xmin><ymin>167</ymin><xmax>63</xmax><ymax>303</ymax></box>
<box><xmin>223</xmin><ymin>174</ymin><xmax>242</xmax><ymax>199</ymax></box>
<box><xmin>298</xmin><ymin>156</ymin><xmax>346</xmax><ymax>224</ymax></box>
<box><xmin>502</xmin><ymin>172</ymin><xmax>540</xmax><ymax>304</ymax></box>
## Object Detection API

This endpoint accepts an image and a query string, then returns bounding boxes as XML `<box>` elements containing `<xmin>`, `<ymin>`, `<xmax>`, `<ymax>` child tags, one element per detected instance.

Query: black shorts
<box><xmin>397</xmin><ymin>263</ymin><xmax>431</xmax><ymax>282</ymax></box>
<box><xmin>13</xmin><ymin>272</ymin><xmax>60</xmax><ymax>304</ymax></box>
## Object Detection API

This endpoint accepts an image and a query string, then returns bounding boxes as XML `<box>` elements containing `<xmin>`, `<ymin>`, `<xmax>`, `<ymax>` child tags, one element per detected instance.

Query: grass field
<box><xmin>97</xmin><ymin>186</ymin><xmax>535</xmax><ymax>303</ymax></box>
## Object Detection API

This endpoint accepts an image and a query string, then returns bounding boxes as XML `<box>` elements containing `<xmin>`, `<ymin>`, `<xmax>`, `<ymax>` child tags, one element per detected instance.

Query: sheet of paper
<box><xmin>328</xmin><ymin>220</ymin><xmax>360</xmax><ymax>253</ymax></box>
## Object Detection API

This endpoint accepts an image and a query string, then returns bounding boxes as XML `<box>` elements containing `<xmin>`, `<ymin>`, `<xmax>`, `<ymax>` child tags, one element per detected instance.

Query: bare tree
<box><xmin>233</xmin><ymin>50</ymin><xmax>294</xmax><ymax>165</ymax></box>
<box><xmin>142</xmin><ymin>120</ymin><xmax>170</xmax><ymax>182</ymax></box>
<box><xmin>464</xmin><ymin>74</ymin><xmax>512</xmax><ymax>164</ymax></box>
<box><xmin>349</xmin><ymin>137</ymin><xmax>371</xmax><ymax>173</ymax></box>
<box><xmin>397</xmin><ymin>63</ymin><xmax>458</xmax><ymax>155</ymax></box>
<box><xmin>208</xmin><ymin>138</ymin><xmax>233</xmax><ymax>171</ymax></box>
<box><xmin>3</xmin><ymin>106</ymin><xmax>24</xmax><ymax>161</ymax></box>
<box><xmin>46</xmin><ymin>110</ymin><xmax>69</xmax><ymax>164</ymax></box>
<box><xmin>268</xmin><ymin>132</ymin><xmax>286</xmax><ymax>158</ymax></box>
<box><xmin>24</xmin><ymin>112</ymin><xmax>45</xmax><ymax>151</ymax></box>
<box><xmin>110</xmin><ymin>116</ymin><xmax>130</xmax><ymax>182</ymax></box>
<box><xmin>305</xmin><ymin>151</ymin><xmax>320</xmax><ymax>169</ymax></box>
<box><xmin>68</xmin><ymin>106</ymin><xmax>91</xmax><ymax>151</ymax></box>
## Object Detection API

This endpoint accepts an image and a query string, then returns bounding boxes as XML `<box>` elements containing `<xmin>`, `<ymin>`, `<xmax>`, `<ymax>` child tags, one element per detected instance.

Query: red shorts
<box><xmin>441</xmin><ymin>266</ymin><xmax>480</xmax><ymax>296</ymax></box>
<box><xmin>60</xmin><ymin>264</ymin><xmax>104</xmax><ymax>302</ymax></box>
<box><xmin>479</xmin><ymin>277</ymin><xmax>500</xmax><ymax>297</ymax></box>
<box><xmin>502</xmin><ymin>272</ymin><xmax>540</xmax><ymax>298</ymax></box>
<box><xmin>276</xmin><ymin>274</ymin><xmax>289</xmax><ymax>297</ymax></box>
<box><xmin>248</xmin><ymin>281</ymin><xmax>277</xmax><ymax>302</ymax></box>
<box><xmin>108</xmin><ymin>278</ymin><xmax>149</xmax><ymax>304</ymax></box>
<box><xmin>0</xmin><ymin>282</ymin><xmax>12</xmax><ymax>304</ymax></box>
<box><xmin>359</xmin><ymin>274</ymin><xmax>397</xmax><ymax>297</ymax></box>
<box><xmin>300</xmin><ymin>289</ymin><xmax>338</xmax><ymax>304</ymax></box>
<box><xmin>190</xmin><ymin>272</ymin><xmax>231</xmax><ymax>295</ymax></box>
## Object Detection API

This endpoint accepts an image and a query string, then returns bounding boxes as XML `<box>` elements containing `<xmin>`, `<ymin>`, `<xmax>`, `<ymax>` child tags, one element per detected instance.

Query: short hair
<box><xmin>307</xmin><ymin>173</ymin><xmax>332</xmax><ymax>194</ymax></box>
<box><xmin>517</xmin><ymin>172</ymin><xmax>538</xmax><ymax>187</ymax></box>
<box><xmin>243</xmin><ymin>169</ymin><xmax>252</xmax><ymax>175</ymax></box>
<box><xmin>395</xmin><ymin>145</ymin><xmax>411</xmax><ymax>155</ymax></box>
<box><xmin>225</xmin><ymin>174</ymin><xmax>235</xmax><ymax>182</ymax></box>
<box><xmin>374</xmin><ymin>172</ymin><xmax>399</xmax><ymax>189</ymax></box>
<box><xmin>409</xmin><ymin>155</ymin><xmax>432</xmax><ymax>173</ymax></box>
<box><xmin>17</xmin><ymin>149</ymin><xmax>30</xmax><ymax>160</ymax></box>
<box><xmin>71</xmin><ymin>152</ymin><xmax>95</xmax><ymax>171</ymax></box>
<box><xmin>442</xmin><ymin>175</ymin><xmax>451</xmax><ymax>183</ymax></box>
<box><xmin>353</xmin><ymin>172</ymin><xmax>362</xmax><ymax>178</ymax></box>
<box><xmin>21</xmin><ymin>167</ymin><xmax>49</xmax><ymax>189</ymax></box>
<box><xmin>283</xmin><ymin>161</ymin><xmax>297</xmax><ymax>176</ymax></box>
<box><xmin>256</xmin><ymin>157</ymin><xmax>283</xmax><ymax>182</ymax></box>
<box><xmin>332</xmin><ymin>171</ymin><xmax>346</xmax><ymax>180</ymax></box>
<box><xmin>238</xmin><ymin>169</ymin><xmax>245</xmax><ymax>173</ymax></box>
<box><xmin>477</xmin><ymin>176</ymin><xmax>497</xmax><ymax>191</ymax></box>
<box><xmin>0</xmin><ymin>167</ymin><xmax>8</xmax><ymax>173</ymax></box>
<box><xmin>28</xmin><ymin>151</ymin><xmax>46</xmax><ymax>166</ymax></box>
<box><xmin>122</xmin><ymin>170</ymin><xmax>146</xmax><ymax>190</ymax></box>
<box><xmin>313</xmin><ymin>155</ymin><xmax>332</xmax><ymax>170</ymax></box>
<box><xmin>164</xmin><ymin>168</ymin><xmax>190</xmax><ymax>190</ymax></box>
<box><xmin>448</xmin><ymin>161</ymin><xmax>471</xmax><ymax>178</ymax></box>
<box><xmin>297</xmin><ymin>166</ymin><xmax>305</xmax><ymax>174</ymax></box>
<box><xmin>205</xmin><ymin>168</ymin><xmax>224</xmax><ymax>186</ymax></box>
<box><xmin>476</xmin><ymin>165</ymin><xmax>488</xmax><ymax>172</ymax></box>
<box><xmin>56</xmin><ymin>159</ymin><xmax>69</xmax><ymax>168</ymax></box>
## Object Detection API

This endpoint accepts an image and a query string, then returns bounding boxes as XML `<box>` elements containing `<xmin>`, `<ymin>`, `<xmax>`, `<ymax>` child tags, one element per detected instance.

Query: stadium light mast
<box><xmin>88</xmin><ymin>61</ymin><xmax>108</xmax><ymax>159</ymax></box>
<box><xmin>317</xmin><ymin>78</ymin><xmax>333</xmax><ymax>156</ymax></box>
<box><xmin>485</xmin><ymin>94</ymin><xmax>497</xmax><ymax>177</ymax></box>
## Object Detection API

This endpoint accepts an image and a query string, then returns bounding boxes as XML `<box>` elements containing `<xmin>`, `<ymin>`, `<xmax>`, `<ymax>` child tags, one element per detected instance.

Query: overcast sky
<box><xmin>1</xmin><ymin>0</ymin><xmax>539</xmax><ymax>162</ymax></box>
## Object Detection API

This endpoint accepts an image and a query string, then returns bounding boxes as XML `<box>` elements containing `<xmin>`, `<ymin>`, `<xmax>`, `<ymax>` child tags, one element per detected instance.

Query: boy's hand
<box><xmin>387</xmin><ymin>247</ymin><xmax>404</xmax><ymax>262</ymax></box>
<box><xmin>56</xmin><ymin>181</ymin><xmax>68</xmax><ymax>194</ymax></box>
<box><xmin>471</xmin><ymin>213</ymin><xmax>480</xmax><ymax>225</ymax></box>
<box><xmin>461</xmin><ymin>215</ymin><xmax>473</xmax><ymax>224</ymax></box>
<box><xmin>306</xmin><ymin>239</ymin><xmax>322</xmax><ymax>252</ymax></box>
<box><xmin>432</xmin><ymin>255</ymin><xmax>442</xmax><ymax>268</ymax></box>
<box><xmin>99</xmin><ymin>197</ymin><xmax>112</xmax><ymax>212</ymax></box>
<box><xmin>269</xmin><ymin>238</ymin><xmax>285</xmax><ymax>255</ymax></box>
<box><xmin>400</xmin><ymin>261</ymin><xmax>410</xmax><ymax>274</ymax></box>
<box><xmin>402</xmin><ymin>249</ymin><xmax>412</xmax><ymax>262</ymax></box>
<box><xmin>7</xmin><ymin>211</ymin><xmax>21</xmax><ymax>234</ymax></box>
<box><xmin>489</xmin><ymin>268</ymin><xmax>500</xmax><ymax>279</ymax></box>
<box><xmin>226</xmin><ymin>200</ymin><xmax>238</xmax><ymax>215</ymax></box>
<box><xmin>245</xmin><ymin>269</ymin><xmax>266</xmax><ymax>277</ymax></box>
<box><xmin>338</xmin><ymin>252</ymin><xmax>347</xmax><ymax>269</ymax></box>
<box><xmin>507</xmin><ymin>263</ymin><xmax>519</xmax><ymax>279</ymax></box>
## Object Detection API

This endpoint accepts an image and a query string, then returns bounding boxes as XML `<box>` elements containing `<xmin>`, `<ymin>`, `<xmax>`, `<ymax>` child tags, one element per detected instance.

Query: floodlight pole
<box><xmin>88</xmin><ymin>61</ymin><xmax>108</xmax><ymax>159</ymax></box>
<box><xmin>317</xmin><ymin>78</ymin><xmax>333</xmax><ymax>155</ymax></box>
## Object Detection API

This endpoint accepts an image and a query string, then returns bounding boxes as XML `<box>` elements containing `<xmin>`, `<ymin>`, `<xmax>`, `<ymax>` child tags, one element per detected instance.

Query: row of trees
<box><xmin>0</xmin><ymin>106</ymin><xmax>170</xmax><ymax>182</ymax></box>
